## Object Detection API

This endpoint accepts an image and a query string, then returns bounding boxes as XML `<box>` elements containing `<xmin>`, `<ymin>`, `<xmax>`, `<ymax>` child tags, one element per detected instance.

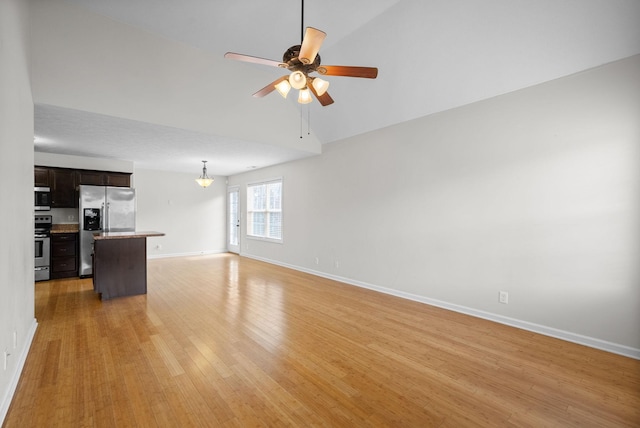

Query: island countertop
<box><xmin>93</xmin><ymin>231</ymin><xmax>165</xmax><ymax>240</ymax></box>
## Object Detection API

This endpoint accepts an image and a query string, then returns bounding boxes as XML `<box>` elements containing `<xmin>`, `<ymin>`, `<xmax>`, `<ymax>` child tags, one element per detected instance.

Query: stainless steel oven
<box><xmin>35</xmin><ymin>215</ymin><xmax>52</xmax><ymax>281</ymax></box>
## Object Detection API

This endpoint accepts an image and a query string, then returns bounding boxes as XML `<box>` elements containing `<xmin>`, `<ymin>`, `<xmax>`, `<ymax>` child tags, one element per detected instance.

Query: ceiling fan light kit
<box><xmin>289</xmin><ymin>70</ymin><xmax>307</xmax><ymax>90</ymax></box>
<box><xmin>275</xmin><ymin>79</ymin><xmax>292</xmax><ymax>98</ymax></box>
<box><xmin>223</xmin><ymin>1</ymin><xmax>378</xmax><ymax>107</ymax></box>
<box><xmin>298</xmin><ymin>88</ymin><xmax>313</xmax><ymax>104</ymax></box>
<box><xmin>311</xmin><ymin>77</ymin><xmax>329</xmax><ymax>96</ymax></box>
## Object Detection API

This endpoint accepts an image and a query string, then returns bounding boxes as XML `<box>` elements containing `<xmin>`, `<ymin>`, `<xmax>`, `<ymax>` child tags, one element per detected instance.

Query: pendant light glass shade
<box><xmin>275</xmin><ymin>79</ymin><xmax>291</xmax><ymax>98</ymax></box>
<box><xmin>196</xmin><ymin>177</ymin><xmax>214</xmax><ymax>188</ymax></box>
<box><xmin>195</xmin><ymin>160</ymin><xmax>214</xmax><ymax>188</ymax></box>
<box><xmin>289</xmin><ymin>70</ymin><xmax>307</xmax><ymax>90</ymax></box>
<box><xmin>311</xmin><ymin>77</ymin><xmax>329</xmax><ymax>96</ymax></box>
<box><xmin>298</xmin><ymin>88</ymin><xmax>312</xmax><ymax>104</ymax></box>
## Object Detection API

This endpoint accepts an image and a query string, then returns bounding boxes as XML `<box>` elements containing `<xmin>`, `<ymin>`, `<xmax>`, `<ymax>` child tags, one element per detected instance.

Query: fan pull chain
<box><xmin>299</xmin><ymin>104</ymin><xmax>311</xmax><ymax>139</ymax></box>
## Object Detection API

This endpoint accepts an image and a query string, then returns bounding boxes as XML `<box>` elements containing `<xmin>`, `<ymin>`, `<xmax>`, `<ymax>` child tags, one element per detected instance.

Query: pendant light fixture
<box><xmin>195</xmin><ymin>160</ymin><xmax>214</xmax><ymax>188</ymax></box>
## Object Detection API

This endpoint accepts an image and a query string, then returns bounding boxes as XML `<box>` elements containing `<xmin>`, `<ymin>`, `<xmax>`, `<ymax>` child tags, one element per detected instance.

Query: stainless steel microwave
<box><xmin>34</xmin><ymin>187</ymin><xmax>51</xmax><ymax>211</ymax></box>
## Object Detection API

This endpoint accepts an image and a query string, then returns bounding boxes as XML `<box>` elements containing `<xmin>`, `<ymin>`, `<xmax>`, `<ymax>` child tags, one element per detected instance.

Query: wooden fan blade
<box><xmin>298</xmin><ymin>27</ymin><xmax>326</xmax><ymax>65</ymax></box>
<box><xmin>252</xmin><ymin>76</ymin><xmax>288</xmax><ymax>98</ymax></box>
<box><xmin>308</xmin><ymin>83</ymin><xmax>334</xmax><ymax>107</ymax></box>
<box><xmin>319</xmin><ymin>65</ymin><xmax>378</xmax><ymax>79</ymax></box>
<box><xmin>224</xmin><ymin>52</ymin><xmax>283</xmax><ymax>68</ymax></box>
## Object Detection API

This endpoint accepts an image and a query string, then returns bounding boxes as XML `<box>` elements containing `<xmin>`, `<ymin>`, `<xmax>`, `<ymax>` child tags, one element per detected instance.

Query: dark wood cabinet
<box><xmin>34</xmin><ymin>167</ymin><xmax>50</xmax><ymax>187</ymax></box>
<box><xmin>35</xmin><ymin>166</ymin><xmax>132</xmax><ymax>209</ymax></box>
<box><xmin>50</xmin><ymin>168</ymin><xmax>77</xmax><ymax>208</ymax></box>
<box><xmin>105</xmin><ymin>172</ymin><xmax>131</xmax><ymax>187</ymax></box>
<box><xmin>77</xmin><ymin>170</ymin><xmax>104</xmax><ymax>186</ymax></box>
<box><xmin>93</xmin><ymin>237</ymin><xmax>147</xmax><ymax>300</ymax></box>
<box><xmin>92</xmin><ymin>232</ymin><xmax>163</xmax><ymax>300</ymax></box>
<box><xmin>77</xmin><ymin>170</ymin><xmax>130</xmax><ymax>187</ymax></box>
<box><xmin>51</xmin><ymin>233</ymin><xmax>78</xmax><ymax>279</ymax></box>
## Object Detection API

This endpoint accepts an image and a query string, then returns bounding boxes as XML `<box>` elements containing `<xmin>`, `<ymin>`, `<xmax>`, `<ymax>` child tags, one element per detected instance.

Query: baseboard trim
<box><xmin>0</xmin><ymin>318</ymin><xmax>38</xmax><ymax>425</ymax></box>
<box><xmin>148</xmin><ymin>249</ymin><xmax>227</xmax><ymax>259</ymax></box>
<box><xmin>242</xmin><ymin>253</ymin><xmax>640</xmax><ymax>360</ymax></box>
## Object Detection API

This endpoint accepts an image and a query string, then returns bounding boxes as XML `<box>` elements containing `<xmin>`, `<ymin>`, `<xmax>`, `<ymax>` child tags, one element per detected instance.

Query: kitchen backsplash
<box><xmin>34</xmin><ymin>207</ymin><xmax>78</xmax><ymax>224</ymax></box>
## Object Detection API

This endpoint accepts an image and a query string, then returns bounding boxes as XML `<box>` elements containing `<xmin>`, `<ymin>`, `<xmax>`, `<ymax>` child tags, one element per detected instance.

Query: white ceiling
<box><xmin>32</xmin><ymin>0</ymin><xmax>640</xmax><ymax>175</ymax></box>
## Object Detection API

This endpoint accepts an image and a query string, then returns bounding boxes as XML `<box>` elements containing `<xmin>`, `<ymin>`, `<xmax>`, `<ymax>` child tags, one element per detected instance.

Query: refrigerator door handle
<box><xmin>106</xmin><ymin>201</ymin><xmax>111</xmax><ymax>231</ymax></box>
<box><xmin>101</xmin><ymin>202</ymin><xmax>106</xmax><ymax>231</ymax></box>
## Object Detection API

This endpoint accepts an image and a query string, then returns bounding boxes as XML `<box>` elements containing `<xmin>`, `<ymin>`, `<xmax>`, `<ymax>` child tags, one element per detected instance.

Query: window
<box><xmin>247</xmin><ymin>178</ymin><xmax>282</xmax><ymax>242</ymax></box>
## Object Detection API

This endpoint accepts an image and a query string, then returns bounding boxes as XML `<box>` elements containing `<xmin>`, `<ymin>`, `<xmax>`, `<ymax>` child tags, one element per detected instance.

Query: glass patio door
<box><xmin>227</xmin><ymin>186</ymin><xmax>240</xmax><ymax>253</ymax></box>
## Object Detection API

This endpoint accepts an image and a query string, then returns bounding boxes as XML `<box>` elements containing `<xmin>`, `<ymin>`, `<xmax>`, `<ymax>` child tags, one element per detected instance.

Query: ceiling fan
<box><xmin>224</xmin><ymin>2</ymin><xmax>378</xmax><ymax>107</ymax></box>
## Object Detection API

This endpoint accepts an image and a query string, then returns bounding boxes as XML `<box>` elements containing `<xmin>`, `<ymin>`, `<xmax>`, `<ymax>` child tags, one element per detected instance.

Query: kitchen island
<box><xmin>92</xmin><ymin>231</ymin><xmax>164</xmax><ymax>300</ymax></box>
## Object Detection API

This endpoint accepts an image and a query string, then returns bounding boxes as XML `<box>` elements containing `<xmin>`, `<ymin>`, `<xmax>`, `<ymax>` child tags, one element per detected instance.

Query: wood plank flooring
<box><xmin>4</xmin><ymin>254</ymin><xmax>640</xmax><ymax>427</ymax></box>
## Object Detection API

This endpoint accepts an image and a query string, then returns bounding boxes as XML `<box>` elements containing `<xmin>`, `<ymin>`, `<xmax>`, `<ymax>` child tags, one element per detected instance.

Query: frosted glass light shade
<box><xmin>195</xmin><ymin>177</ymin><xmax>214</xmax><ymax>188</ymax></box>
<box><xmin>312</xmin><ymin>77</ymin><xmax>329</xmax><ymax>96</ymax></box>
<box><xmin>298</xmin><ymin>88</ymin><xmax>312</xmax><ymax>104</ymax></box>
<box><xmin>289</xmin><ymin>71</ymin><xmax>307</xmax><ymax>90</ymax></box>
<box><xmin>275</xmin><ymin>79</ymin><xmax>291</xmax><ymax>98</ymax></box>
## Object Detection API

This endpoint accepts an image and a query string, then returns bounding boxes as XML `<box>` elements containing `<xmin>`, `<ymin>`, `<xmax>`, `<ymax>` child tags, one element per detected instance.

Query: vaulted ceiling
<box><xmin>32</xmin><ymin>0</ymin><xmax>640</xmax><ymax>175</ymax></box>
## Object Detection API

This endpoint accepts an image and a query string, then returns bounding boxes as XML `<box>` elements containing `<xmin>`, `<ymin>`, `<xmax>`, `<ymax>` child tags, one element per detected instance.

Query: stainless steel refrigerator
<box><xmin>79</xmin><ymin>185</ymin><xmax>136</xmax><ymax>276</ymax></box>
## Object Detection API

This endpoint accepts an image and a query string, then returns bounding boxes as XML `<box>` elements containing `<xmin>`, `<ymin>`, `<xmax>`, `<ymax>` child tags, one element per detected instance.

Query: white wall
<box><xmin>134</xmin><ymin>168</ymin><xmax>227</xmax><ymax>258</ymax></box>
<box><xmin>229</xmin><ymin>55</ymin><xmax>640</xmax><ymax>357</ymax></box>
<box><xmin>0</xmin><ymin>0</ymin><xmax>38</xmax><ymax>422</ymax></box>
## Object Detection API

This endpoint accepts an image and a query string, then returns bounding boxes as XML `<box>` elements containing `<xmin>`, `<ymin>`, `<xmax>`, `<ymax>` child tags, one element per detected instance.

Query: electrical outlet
<box><xmin>13</xmin><ymin>330</ymin><xmax>17</xmax><ymax>348</ymax></box>
<box><xmin>3</xmin><ymin>350</ymin><xmax>8</xmax><ymax>370</ymax></box>
<box><xmin>335</xmin><ymin>260</ymin><xmax>340</xmax><ymax>269</ymax></box>
<box><xmin>499</xmin><ymin>291</ymin><xmax>509</xmax><ymax>304</ymax></box>
<box><xmin>315</xmin><ymin>257</ymin><xmax>319</xmax><ymax>265</ymax></box>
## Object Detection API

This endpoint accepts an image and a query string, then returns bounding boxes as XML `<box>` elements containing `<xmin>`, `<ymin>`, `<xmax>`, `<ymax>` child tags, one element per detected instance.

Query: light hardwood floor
<box><xmin>4</xmin><ymin>254</ymin><xmax>639</xmax><ymax>427</ymax></box>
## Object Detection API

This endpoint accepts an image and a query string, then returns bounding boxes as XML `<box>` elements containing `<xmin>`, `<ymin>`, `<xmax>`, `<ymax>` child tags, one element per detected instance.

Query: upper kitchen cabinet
<box><xmin>35</xmin><ymin>166</ymin><xmax>133</xmax><ymax>209</ymax></box>
<box><xmin>78</xmin><ymin>170</ymin><xmax>131</xmax><ymax>187</ymax></box>
<box><xmin>50</xmin><ymin>168</ymin><xmax>77</xmax><ymax>208</ymax></box>
<box><xmin>77</xmin><ymin>170</ymin><xmax>103</xmax><ymax>186</ymax></box>
<box><xmin>106</xmin><ymin>172</ymin><xmax>131</xmax><ymax>187</ymax></box>
<box><xmin>34</xmin><ymin>167</ymin><xmax>50</xmax><ymax>187</ymax></box>
<box><xmin>35</xmin><ymin>166</ymin><xmax>77</xmax><ymax>207</ymax></box>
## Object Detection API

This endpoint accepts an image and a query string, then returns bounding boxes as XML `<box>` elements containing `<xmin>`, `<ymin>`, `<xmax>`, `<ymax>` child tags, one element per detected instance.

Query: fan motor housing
<box><xmin>283</xmin><ymin>45</ymin><xmax>321</xmax><ymax>73</ymax></box>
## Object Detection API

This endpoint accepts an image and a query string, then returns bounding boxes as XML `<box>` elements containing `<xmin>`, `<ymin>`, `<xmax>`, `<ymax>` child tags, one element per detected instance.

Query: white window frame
<box><xmin>246</xmin><ymin>177</ymin><xmax>283</xmax><ymax>243</ymax></box>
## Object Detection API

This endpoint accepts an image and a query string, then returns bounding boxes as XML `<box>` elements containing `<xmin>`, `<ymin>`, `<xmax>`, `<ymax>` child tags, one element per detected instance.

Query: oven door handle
<box><xmin>35</xmin><ymin>234</ymin><xmax>49</xmax><ymax>239</ymax></box>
